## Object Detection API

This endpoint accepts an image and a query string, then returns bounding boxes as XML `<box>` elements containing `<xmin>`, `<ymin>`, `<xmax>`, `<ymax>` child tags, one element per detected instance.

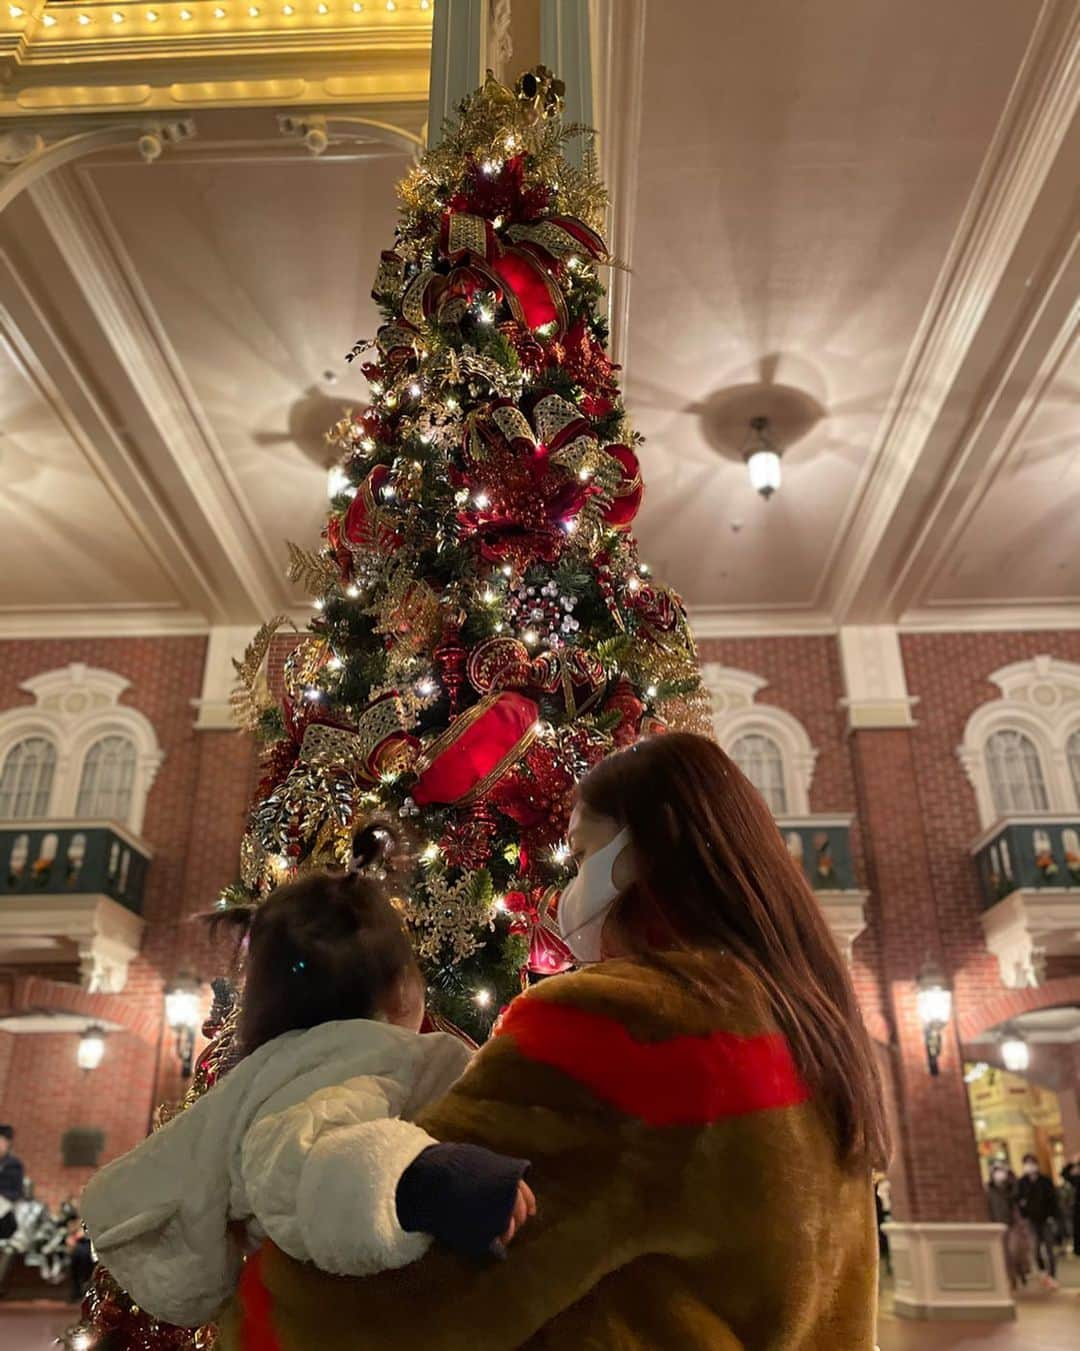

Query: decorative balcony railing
<box><xmin>776</xmin><ymin>816</ymin><xmax>858</xmax><ymax>892</ymax></box>
<box><xmin>972</xmin><ymin>815</ymin><xmax>1080</xmax><ymax>911</ymax></box>
<box><xmin>0</xmin><ymin>821</ymin><xmax>150</xmax><ymax>917</ymax></box>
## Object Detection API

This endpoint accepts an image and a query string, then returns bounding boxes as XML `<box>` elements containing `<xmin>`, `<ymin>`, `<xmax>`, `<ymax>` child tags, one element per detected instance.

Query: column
<box><xmin>841</xmin><ymin>627</ymin><xmax>1014</xmax><ymax>1321</ymax></box>
<box><xmin>428</xmin><ymin>0</ymin><xmax>490</xmax><ymax>146</ymax></box>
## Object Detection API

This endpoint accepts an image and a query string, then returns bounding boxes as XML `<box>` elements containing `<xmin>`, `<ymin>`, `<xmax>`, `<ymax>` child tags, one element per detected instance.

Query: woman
<box><xmin>987</xmin><ymin>1163</ymin><xmax>1026</xmax><ymax>1290</ymax></box>
<box><xmin>220</xmin><ymin>732</ymin><xmax>887</xmax><ymax>1349</ymax></box>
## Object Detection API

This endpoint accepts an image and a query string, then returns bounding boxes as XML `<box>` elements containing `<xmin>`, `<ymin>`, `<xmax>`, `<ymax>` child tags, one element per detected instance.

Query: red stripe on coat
<box><xmin>239</xmin><ymin>1246</ymin><xmax>281</xmax><ymax>1351</ymax></box>
<box><xmin>496</xmin><ymin>997</ymin><xmax>810</xmax><ymax>1127</ymax></box>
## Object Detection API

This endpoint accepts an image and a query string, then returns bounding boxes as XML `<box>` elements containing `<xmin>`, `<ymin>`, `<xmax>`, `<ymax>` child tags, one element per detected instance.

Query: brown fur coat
<box><xmin>219</xmin><ymin>953</ymin><xmax>878</xmax><ymax>1349</ymax></box>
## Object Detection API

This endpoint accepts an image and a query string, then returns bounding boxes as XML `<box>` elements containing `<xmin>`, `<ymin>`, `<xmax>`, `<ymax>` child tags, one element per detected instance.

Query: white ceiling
<box><xmin>0</xmin><ymin>2</ymin><xmax>1078</xmax><ymax>638</ymax></box>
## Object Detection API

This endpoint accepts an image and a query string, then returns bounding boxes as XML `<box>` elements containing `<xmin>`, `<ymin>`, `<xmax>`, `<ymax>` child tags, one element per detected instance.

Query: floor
<box><xmin>2</xmin><ymin>1278</ymin><xmax>1078</xmax><ymax>1350</ymax></box>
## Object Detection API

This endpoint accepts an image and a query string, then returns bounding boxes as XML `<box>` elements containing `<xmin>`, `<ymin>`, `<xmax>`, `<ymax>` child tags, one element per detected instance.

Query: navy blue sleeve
<box><xmin>395</xmin><ymin>1142</ymin><xmax>530</xmax><ymax>1261</ymax></box>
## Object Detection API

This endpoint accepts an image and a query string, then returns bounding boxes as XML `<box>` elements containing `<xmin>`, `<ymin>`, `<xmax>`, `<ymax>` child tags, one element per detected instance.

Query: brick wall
<box><xmin>0</xmin><ymin>1029</ymin><xmax>158</xmax><ymax>1204</ymax></box>
<box><xmin>900</xmin><ymin>631</ymin><xmax>1080</xmax><ymax>1015</ymax></box>
<box><xmin>0</xmin><ymin>637</ymin><xmax>256</xmax><ymax>1202</ymax></box>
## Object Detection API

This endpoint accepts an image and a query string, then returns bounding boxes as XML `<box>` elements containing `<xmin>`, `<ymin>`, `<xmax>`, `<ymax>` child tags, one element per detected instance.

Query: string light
<box><xmin>493</xmin><ymin>895</ymin><xmax>507</xmax><ymax>912</ymax></box>
<box><xmin>303</xmin><ymin>686</ymin><xmax>322</xmax><ymax>702</ymax></box>
<box><xmin>42</xmin><ymin>10</ymin><xmax>56</xmax><ymax>21</ymax></box>
<box><xmin>473</xmin><ymin>491</ymin><xmax>490</xmax><ymax>509</ymax></box>
<box><xmin>627</xmin><ymin>576</ymin><xmax>641</xmax><ymax>592</ymax></box>
<box><xmin>327</xmin><ymin>656</ymin><xmax>343</xmax><ymax>672</ymax></box>
<box><xmin>316</xmin><ymin>1</ymin><xmax>328</xmax><ymax>10</ymax></box>
<box><xmin>523</xmin><ymin>629</ymin><xmax>539</xmax><ymax>646</ymax></box>
<box><xmin>646</xmin><ymin>684</ymin><xmax>658</xmax><ymax>698</ymax></box>
<box><xmin>474</xmin><ymin>989</ymin><xmax>492</xmax><ymax>1008</ymax></box>
<box><xmin>8</xmin><ymin>3</ymin><xmax>24</xmax><ymax>16</ymax></box>
<box><xmin>476</xmin><ymin>306</ymin><xmax>494</xmax><ymax>324</ymax></box>
<box><xmin>180</xmin><ymin>7</ymin><xmax>193</xmax><ymax>16</ymax></box>
<box><xmin>283</xmin><ymin>2</ymin><xmax>294</xmax><ymax>11</ymax></box>
<box><xmin>248</xmin><ymin>4</ymin><xmax>259</xmax><ymax>14</ymax></box>
<box><xmin>408</xmin><ymin>381</ymin><xmax>422</xmax><ymax>397</ymax></box>
<box><xmin>213</xmin><ymin>5</ymin><xmax>226</xmax><ymax>14</ymax></box>
<box><xmin>313</xmin><ymin>598</ymin><xmax>325</xmax><ymax>611</ymax></box>
<box><xmin>346</xmin><ymin>584</ymin><xmax>360</xmax><ymax>598</ymax></box>
<box><xmin>421</xmin><ymin>842</ymin><xmax>440</xmax><ymax>862</ymax></box>
<box><xmin>78</xmin><ymin>11</ymin><xmax>92</xmax><ymax>22</ymax></box>
<box><xmin>552</xmin><ymin>843</ymin><xmax>570</xmax><ymax>863</ymax></box>
<box><xmin>352</xmin><ymin>1</ymin><xmax>363</xmax><ymax>9</ymax></box>
<box><xmin>481</xmin><ymin>588</ymin><xmax>496</xmax><ymax>604</ymax></box>
<box><xmin>112</xmin><ymin>12</ymin><xmax>127</xmax><ymax>24</ymax></box>
<box><xmin>416</xmin><ymin>677</ymin><xmax>436</xmax><ymax>696</ymax></box>
<box><xmin>146</xmin><ymin>8</ymin><xmax>159</xmax><ymax>19</ymax></box>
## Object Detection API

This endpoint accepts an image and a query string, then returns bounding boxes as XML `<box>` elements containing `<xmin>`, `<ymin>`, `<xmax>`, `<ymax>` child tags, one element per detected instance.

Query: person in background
<box><xmin>0</xmin><ymin>1125</ymin><xmax>25</xmax><ymax>1293</ymax></box>
<box><xmin>1017</xmin><ymin>1152</ymin><xmax>1061</xmax><ymax>1289</ymax></box>
<box><xmin>1061</xmin><ymin>1156</ymin><xmax>1080</xmax><ymax>1258</ymax></box>
<box><xmin>874</xmin><ymin>1174</ymin><xmax>891</xmax><ymax>1276</ymax></box>
<box><xmin>987</xmin><ymin>1163</ymin><xmax>1023</xmax><ymax>1290</ymax></box>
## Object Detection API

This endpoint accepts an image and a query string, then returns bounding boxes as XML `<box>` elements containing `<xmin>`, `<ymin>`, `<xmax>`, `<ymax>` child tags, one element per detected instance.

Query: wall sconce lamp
<box><xmin>744</xmin><ymin>416</ymin><xmax>782</xmax><ymax>500</ymax></box>
<box><xmin>77</xmin><ymin>1025</ymin><xmax>106</xmax><ymax>1072</ymax></box>
<box><xmin>165</xmin><ymin>973</ymin><xmax>203</xmax><ymax>1079</ymax></box>
<box><xmin>915</xmin><ymin>960</ymin><xmax>952</xmax><ymax>1077</ymax></box>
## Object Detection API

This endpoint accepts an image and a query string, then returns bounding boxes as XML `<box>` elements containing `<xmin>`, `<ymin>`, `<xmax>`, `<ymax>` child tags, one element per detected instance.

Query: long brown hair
<box><xmin>578</xmin><ymin>732</ymin><xmax>889</xmax><ymax>1170</ymax></box>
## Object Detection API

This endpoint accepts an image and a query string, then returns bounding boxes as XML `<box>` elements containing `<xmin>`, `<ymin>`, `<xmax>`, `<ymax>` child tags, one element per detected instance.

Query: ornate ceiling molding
<box><xmin>1</xmin><ymin>0</ymin><xmax>433</xmax><ymax>120</ymax></box>
<box><xmin>822</xmin><ymin>0</ymin><xmax>1080</xmax><ymax>624</ymax></box>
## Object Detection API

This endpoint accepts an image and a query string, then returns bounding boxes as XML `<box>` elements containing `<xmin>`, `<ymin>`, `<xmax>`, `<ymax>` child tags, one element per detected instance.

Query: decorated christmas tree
<box><xmin>64</xmin><ymin>68</ymin><xmax>706</xmax><ymax>1350</ymax></box>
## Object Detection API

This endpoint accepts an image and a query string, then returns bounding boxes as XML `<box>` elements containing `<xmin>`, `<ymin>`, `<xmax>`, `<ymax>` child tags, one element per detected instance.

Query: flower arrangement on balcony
<box><xmin>1065</xmin><ymin>848</ymin><xmax>1080</xmax><ymax>886</ymax></box>
<box><xmin>1034</xmin><ymin>848</ymin><xmax>1059</xmax><ymax>883</ymax></box>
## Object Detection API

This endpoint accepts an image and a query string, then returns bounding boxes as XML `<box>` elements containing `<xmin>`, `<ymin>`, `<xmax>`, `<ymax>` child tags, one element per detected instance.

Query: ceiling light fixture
<box><xmin>744</xmin><ymin>416</ymin><xmax>781</xmax><ymax>500</ymax></box>
<box><xmin>1001</xmin><ymin>1030</ymin><xmax>1030</xmax><ymax>1074</ymax></box>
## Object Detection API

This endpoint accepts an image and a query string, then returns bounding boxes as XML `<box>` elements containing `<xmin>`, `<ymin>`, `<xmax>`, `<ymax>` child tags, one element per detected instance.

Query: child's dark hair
<box><xmin>212</xmin><ymin>826</ymin><xmax>420</xmax><ymax>1056</ymax></box>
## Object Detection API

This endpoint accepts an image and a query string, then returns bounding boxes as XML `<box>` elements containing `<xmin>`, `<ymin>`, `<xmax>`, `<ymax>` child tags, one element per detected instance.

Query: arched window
<box><xmin>0</xmin><ymin>737</ymin><xmax>58</xmax><ymax>819</ymax></box>
<box><xmin>731</xmin><ymin>732</ymin><xmax>788</xmax><ymax>814</ymax></box>
<box><xmin>985</xmin><ymin>730</ymin><xmax>1049</xmax><ymax>814</ymax></box>
<box><xmin>1067</xmin><ymin>730</ymin><xmax>1080</xmax><ymax>807</ymax></box>
<box><xmin>76</xmin><ymin>735</ymin><xmax>137</xmax><ymax>823</ymax></box>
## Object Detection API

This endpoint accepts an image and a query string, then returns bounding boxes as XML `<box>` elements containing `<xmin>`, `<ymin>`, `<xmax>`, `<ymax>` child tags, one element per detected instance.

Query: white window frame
<box><xmin>0</xmin><ymin>664</ymin><xmax>163</xmax><ymax>834</ymax></box>
<box><xmin>699</xmin><ymin>663</ymin><xmax>817</xmax><ymax>816</ymax></box>
<box><xmin>959</xmin><ymin>655</ymin><xmax>1080</xmax><ymax>829</ymax></box>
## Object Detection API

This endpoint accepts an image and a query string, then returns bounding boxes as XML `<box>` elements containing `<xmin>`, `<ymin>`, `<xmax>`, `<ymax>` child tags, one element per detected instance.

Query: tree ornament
<box><xmin>603</xmin><ymin>676</ymin><xmax>646</xmax><ymax>747</ymax></box>
<box><xmin>433</xmin><ymin>619</ymin><xmax>469</xmax><ymax>713</ymax></box>
<box><xmin>412</xmin><ymin>691</ymin><xmax>539</xmax><ymax>807</ymax></box>
<box><xmin>503</xmin><ymin>887</ymin><xmax>574</xmax><ymax>975</ymax></box>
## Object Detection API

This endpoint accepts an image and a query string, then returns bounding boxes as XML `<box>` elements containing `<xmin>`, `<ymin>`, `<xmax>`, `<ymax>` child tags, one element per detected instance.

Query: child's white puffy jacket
<box><xmin>81</xmin><ymin>1018</ymin><xmax>472</xmax><ymax>1329</ymax></box>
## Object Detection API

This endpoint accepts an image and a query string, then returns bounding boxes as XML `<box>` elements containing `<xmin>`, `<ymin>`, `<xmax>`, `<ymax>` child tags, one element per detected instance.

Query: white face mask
<box><xmin>557</xmin><ymin>828</ymin><xmax>633</xmax><ymax>964</ymax></box>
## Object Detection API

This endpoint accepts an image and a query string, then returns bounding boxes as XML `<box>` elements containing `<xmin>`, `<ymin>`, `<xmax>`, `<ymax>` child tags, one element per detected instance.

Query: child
<box><xmin>81</xmin><ymin>827</ymin><xmax>535</xmax><ymax>1330</ymax></box>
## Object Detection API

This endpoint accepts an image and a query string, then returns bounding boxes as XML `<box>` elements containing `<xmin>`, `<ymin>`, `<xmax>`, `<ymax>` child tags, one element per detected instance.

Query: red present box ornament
<box><xmin>412</xmin><ymin>690</ymin><xmax>540</xmax><ymax>806</ymax></box>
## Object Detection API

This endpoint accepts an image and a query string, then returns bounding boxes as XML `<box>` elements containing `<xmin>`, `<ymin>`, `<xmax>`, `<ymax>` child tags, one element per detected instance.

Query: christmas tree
<box><xmin>64</xmin><ymin>68</ymin><xmax>706</xmax><ymax>1350</ymax></box>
